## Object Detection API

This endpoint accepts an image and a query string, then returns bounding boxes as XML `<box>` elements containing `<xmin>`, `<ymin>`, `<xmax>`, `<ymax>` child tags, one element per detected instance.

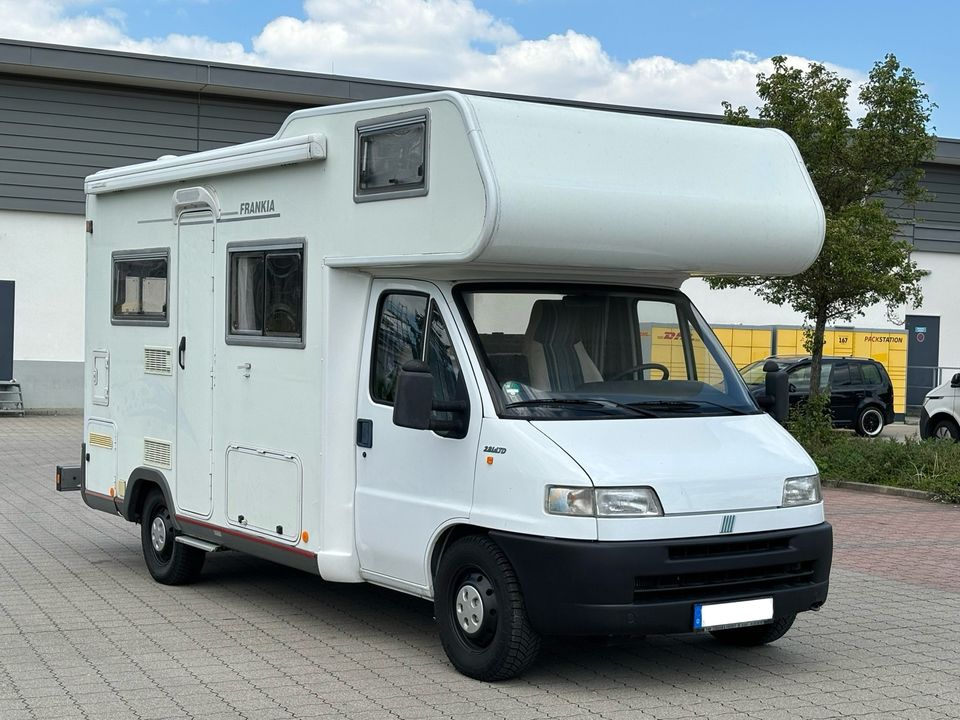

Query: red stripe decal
<box><xmin>176</xmin><ymin>515</ymin><xmax>316</xmax><ymax>558</ymax></box>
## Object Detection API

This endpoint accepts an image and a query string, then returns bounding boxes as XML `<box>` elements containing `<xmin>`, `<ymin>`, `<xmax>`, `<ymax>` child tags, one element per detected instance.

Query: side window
<box><xmin>371</xmin><ymin>295</ymin><xmax>469</xmax><ymax>437</ymax></box>
<box><xmin>371</xmin><ymin>293</ymin><xmax>428</xmax><ymax>404</ymax></box>
<box><xmin>832</xmin><ymin>363</ymin><xmax>851</xmax><ymax>386</ymax></box>
<box><xmin>788</xmin><ymin>365</ymin><xmax>811</xmax><ymax>391</ymax></box>
<box><xmin>112</xmin><ymin>249</ymin><xmax>168</xmax><ymax>325</ymax></box>
<box><xmin>861</xmin><ymin>363</ymin><xmax>883</xmax><ymax>386</ymax></box>
<box><xmin>847</xmin><ymin>363</ymin><xmax>864</xmax><ymax>385</ymax></box>
<box><xmin>425</xmin><ymin>302</ymin><xmax>467</xmax><ymax>435</ymax></box>
<box><xmin>227</xmin><ymin>243</ymin><xmax>304</xmax><ymax>346</ymax></box>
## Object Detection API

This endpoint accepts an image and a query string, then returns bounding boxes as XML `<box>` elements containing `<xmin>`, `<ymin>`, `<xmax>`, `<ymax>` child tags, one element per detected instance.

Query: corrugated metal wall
<box><xmin>0</xmin><ymin>73</ymin><xmax>305</xmax><ymax>215</ymax></box>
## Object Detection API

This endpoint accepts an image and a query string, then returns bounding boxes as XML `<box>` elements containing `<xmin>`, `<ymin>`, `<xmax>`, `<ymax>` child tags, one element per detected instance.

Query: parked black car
<box><xmin>739</xmin><ymin>355</ymin><xmax>896</xmax><ymax>437</ymax></box>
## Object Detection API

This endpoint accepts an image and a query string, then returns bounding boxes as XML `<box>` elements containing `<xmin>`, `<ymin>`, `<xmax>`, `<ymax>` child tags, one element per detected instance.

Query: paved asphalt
<box><xmin>1</xmin><ymin>415</ymin><xmax>958</xmax><ymax>720</ymax></box>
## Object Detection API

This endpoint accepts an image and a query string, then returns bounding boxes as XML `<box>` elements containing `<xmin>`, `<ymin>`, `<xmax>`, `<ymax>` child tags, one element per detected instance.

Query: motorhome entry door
<box><xmin>175</xmin><ymin>211</ymin><xmax>215</xmax><ymax>516</ymax></box>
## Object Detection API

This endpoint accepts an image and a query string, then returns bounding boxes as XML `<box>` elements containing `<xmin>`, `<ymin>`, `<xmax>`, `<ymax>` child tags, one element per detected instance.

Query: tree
<box><xmin>709</xmin><ymin>54</ymin><xmax>935</xmax><ymax>398</ymax></box>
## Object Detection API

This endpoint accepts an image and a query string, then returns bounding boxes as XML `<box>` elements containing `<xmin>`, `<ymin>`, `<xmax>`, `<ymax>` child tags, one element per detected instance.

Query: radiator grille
<box><xmin>144</xmin><ymin>347</ymin><xmax>173</xmax><ymax>375</ymax></box>
<box><xmin>88</xmin><ymin>432</ymin><xmax>113</xmax><ymax>449</ymax></box>
<box><xmin>668</xmin><ymin>537</ymin><xmax>791</xmax><ymax>560</ymax></box>
<box><xmin>144</xmin><ymin>438</ymin><xmax>172</xmax><ymax>469</ymax></box>
<box><xmin>634</xmin><ymin>561</ymin><xmax>816</xmax><ymax>603</ymax></box>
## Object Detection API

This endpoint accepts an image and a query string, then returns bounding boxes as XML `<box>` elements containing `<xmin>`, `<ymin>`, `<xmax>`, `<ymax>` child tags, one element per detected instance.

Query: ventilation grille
<box><xmin>144</xmin><ymin>438</ymin><xmax>172</xmax><ymax>469</ymax></box>
<box><xmin>144</xmin><ymin>347</ymin><xmax>173</xmax><ymax>375</ymax></box>
<box><xmin>88</xmin><ymin>432</ymin><xmax>114</xmax><ymax>449</ymax></box>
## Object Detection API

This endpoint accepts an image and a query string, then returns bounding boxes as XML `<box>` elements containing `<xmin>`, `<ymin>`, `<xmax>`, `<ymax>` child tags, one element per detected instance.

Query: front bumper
<box><xmin>490</xmin><ymin>522</ymin><xmax>832</xmax><ymax>637</ymax></box>
<box><xmin>919</xmin><ymin>407</ymin><xmax>931</xmax><ymax>439</ymax></box>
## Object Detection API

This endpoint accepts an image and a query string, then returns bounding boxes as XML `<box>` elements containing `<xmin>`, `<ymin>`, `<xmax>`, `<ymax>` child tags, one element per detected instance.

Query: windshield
<box><xmin>457</xmin><ymin>285</ymin><xmax>760</xmax><ymax>419</ymax></box>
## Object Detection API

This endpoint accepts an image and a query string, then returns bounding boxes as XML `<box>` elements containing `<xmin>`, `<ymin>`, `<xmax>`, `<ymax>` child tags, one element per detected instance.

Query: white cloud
<box><xmin>0</xmin><ymin>0</ymin><xmax>866</xmax><ymax>118</ymax></box>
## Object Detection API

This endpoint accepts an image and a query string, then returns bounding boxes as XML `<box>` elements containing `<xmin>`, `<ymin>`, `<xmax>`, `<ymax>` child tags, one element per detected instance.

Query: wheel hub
<box><xmin>150</xmin><ymin>516</ymin><xmax>168</xmax><ymax>552</ymax></box>
<box><xmin>455</xmin><ymin>583</ymin><xmax>485</xmax><ymax>636</ymax></box>
<box><xmin>935</xmin><ymin>425</ymin><xmax>951</xmax><ymax>439</ymax></box>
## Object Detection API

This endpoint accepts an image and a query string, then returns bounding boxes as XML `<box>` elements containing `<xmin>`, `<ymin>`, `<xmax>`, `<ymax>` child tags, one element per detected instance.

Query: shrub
<box><xmin>796</xmin><ymin>433</ymin><xmax>960</xmax><ymax>503</ymax></box>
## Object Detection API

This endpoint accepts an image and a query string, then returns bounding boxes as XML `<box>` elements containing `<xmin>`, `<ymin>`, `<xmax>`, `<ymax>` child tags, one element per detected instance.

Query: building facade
<box><xmin>1</xmin><ymin>38</ymin><xmax>958</xmax><ymax>410</ymax></box>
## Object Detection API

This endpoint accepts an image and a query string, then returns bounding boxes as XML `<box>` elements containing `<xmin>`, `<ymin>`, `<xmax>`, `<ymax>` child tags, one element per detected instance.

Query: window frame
<box><xmin>354</xmin><ymin>109</ymin><xmax>430</xmax><ymax>203</ymax></box>
<box><xmin>224</xmin><ymin>238</ymin><xmax>306</xmax><ymax>349</ymax></box>
<box><xmin>111</xmin><ymin>247</ymin><xmax>170</xmax><ymax>326</ymax></box>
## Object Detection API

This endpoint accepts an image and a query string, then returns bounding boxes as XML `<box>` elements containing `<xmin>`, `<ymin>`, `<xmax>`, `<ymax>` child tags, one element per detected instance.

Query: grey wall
<box><xmin>12</xmin><ymin>360</ymin><xmax>83</xmax><ymax>410</ymax></box>
<box><xmin>0</xmin><ymin>73</ymin><xmax>305</xmax><ymax>215</ymax></box>
<box><xmin>884</xmin><ymin>160</ymin><xmax>960</xmax><ymax>253</ymax></box>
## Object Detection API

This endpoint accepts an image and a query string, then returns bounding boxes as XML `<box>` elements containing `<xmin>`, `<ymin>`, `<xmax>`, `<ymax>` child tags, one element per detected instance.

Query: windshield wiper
<box><xmin>505</xmin><ymin>398</ymin><xmax>657</xmax><ymax>417</ymax></box>
<box><xmin>629</xmin><ymin>399</ymin><xmax>750</xmax><ymax>415</ymax></box>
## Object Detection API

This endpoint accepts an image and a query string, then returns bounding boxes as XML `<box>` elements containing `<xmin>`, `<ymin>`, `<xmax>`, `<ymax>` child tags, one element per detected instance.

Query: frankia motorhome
<box><xmin>58</xmin><ymin>91</ymin><xmax>832</xmax><ymax>680</ymax></box>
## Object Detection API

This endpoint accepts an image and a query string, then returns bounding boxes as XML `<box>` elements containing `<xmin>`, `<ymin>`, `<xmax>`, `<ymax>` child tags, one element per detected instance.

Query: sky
<box><xmin>4</xmin><ymin>0</ymin><xmax>959</xmax><ymax>136</ymax></box>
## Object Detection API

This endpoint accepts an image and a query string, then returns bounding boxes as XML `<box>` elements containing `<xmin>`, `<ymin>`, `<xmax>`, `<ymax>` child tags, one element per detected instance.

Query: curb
<box><xmin>824</xmin><ymin>479</ymin><xmax>934</xmax><ymax>500</ymax></box>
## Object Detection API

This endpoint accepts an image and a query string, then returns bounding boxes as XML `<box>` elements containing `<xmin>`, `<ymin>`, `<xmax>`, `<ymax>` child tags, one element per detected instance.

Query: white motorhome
<box><xmin>63</xmin><ymin>92</ymin><xmax>832</xmax><ymax>680</ymax></box>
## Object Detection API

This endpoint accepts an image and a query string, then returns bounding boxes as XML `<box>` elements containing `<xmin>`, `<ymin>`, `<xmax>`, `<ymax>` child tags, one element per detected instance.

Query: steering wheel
<box><xmin>611</xmin><ymin>363</ymin><xmax>670</xmax><ymax>381</ymax></box>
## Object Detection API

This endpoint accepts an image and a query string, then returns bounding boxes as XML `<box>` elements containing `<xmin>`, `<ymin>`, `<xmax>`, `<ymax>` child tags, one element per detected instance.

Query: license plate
<box><xmin>693</xmin><ymin>597</ymin><xmax>773</xmax><ymax>631</ymax></box>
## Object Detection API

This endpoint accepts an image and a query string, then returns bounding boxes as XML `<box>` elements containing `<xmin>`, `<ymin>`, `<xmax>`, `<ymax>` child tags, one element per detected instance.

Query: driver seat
<box><xmin>523</xmin><ymin>300</ymin><xmax>603</xmax><ymax>391</ymax></box>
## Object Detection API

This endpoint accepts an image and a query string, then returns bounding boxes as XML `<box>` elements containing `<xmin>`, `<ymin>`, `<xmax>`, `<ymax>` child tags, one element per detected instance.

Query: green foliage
<box><xmin>798</xmin><ymin>434</ymin><xmax>960</xmax><ymax>504</ymax></box>
<box><xmin>786</xmin><ymin>393</ymin><xmax>834</xmax><ymax>449</ymax></box>
<box><xmin>710</xmin><ymin>54</ymin><xmax>936</xmax><ymax>397</ymax></box>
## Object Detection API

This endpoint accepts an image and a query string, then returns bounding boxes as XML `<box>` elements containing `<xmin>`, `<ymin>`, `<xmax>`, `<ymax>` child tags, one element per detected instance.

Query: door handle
<box><xmin>357</xmin><ymin>419</ymin><xmax>373</xmax><ymax>448</ymax></box>
<box><xmin>178</xmin><ymin>336</ymin><xmax>186</xmax><ymax>370</ymax></box>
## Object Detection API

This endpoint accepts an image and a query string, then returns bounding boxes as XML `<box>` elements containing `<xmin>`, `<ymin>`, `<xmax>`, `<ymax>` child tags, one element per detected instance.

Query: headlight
<box><xmin>546</xmin><ymin>486</ymin><xmax>663</xmax><ymax>517</ymax></box>
<box><xmin>596</xmin><ymin>487</ymin><xmax>663</xmax><ymax>517</ymax></box>
<box><xmin>545</xmin><ymin>486</ymin><xmax>595</xmax><ymax>516</ymax></box>
<box><xmin>782</xmin><ymin>474</ymin><xmax>822</xmax><ymax>507</ymax></box>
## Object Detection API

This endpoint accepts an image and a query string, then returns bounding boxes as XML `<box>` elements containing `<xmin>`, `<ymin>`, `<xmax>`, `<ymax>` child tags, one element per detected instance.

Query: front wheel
<box><xmin>930</xmin><ymin>418</ymin><xmax>960</xmax><ymax>441</ymax></box>
<box><xmin>710</xmin><ymin>614</ymin><xmax>796</xmax><ymax>646</ymax></box>
<box><xmin>140</xmin><ymin>491</ymin><xmax>205</xmax><ymax>585</ymax></box>
<box><xmin>434</xmin><ymin>535</ymin><xmax>541</xmax><ymax>681</ymax></box>
<box><xmin>855</xmin><ymin>406</ymin><xmax>885</xmax><ymax>437</ymax></box>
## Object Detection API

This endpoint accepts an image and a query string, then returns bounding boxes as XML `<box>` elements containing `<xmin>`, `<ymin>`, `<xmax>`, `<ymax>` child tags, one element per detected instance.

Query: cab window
<box><xmin>371</xmin><ymin>294</ymin><xmax>468</xmax><ymax>436</ymax></box>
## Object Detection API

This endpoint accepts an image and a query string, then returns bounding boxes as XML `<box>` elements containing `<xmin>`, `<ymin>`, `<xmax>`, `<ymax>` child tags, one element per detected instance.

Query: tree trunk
<box><xmin>808</xmin><ymin>308</ymin><xmax>828</xmax><ymax>400</ymax></box>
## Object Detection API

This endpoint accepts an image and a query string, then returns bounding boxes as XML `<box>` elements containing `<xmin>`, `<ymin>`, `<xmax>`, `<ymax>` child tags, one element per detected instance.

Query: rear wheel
<box><xmin>140</xmin><ymin>491</ymin><xmax>205</xmax><ymax>585</ymax></box>
<box><xmin>855</xmin><ymin>406</ymin><xmax>885</xmax><ymax>437</ymax></box>
<box><xmin>434</xmin><ymin>535</ymin><xmax>541</xmax><ymax>681</ymax></box>
<box><xmin>931</xmin><ymin>418</ymin><xmax>960</xmax><ymax>441</ymax></box>
<box><xmin>710</xmin><ymin>614</ymin><xmax>796</xmax><ymax>646</ymax></box>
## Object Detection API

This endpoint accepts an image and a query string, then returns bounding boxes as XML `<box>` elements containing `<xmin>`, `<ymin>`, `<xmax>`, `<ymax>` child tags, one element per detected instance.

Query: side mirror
<box><xmin>393</xmin><ymin>361</ymin><xmax>434</xmax><ymax>430</ymax></box>
<box><xmin>951</xmin><ymin>372</ymin><xmax>960</xmax><ymax>388</ymax></box>
<box><xmin>763</xmin><ymin>363</ymin><xmax>789</xmax><ymax>424</ymax></box>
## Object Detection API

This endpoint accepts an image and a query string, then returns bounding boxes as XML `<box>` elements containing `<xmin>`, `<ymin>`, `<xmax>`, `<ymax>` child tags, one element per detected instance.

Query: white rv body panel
<box><xmin>77</xmin><ymin>91</ymin><xmax>832</xmax><ymax>679</ymax></box>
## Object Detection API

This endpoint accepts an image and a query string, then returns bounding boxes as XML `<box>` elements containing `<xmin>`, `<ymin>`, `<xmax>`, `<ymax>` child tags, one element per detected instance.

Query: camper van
<box><xmin>60</xmin><ymin>92</ymin><xmax>832</xmax><ymax>680</ymax></box>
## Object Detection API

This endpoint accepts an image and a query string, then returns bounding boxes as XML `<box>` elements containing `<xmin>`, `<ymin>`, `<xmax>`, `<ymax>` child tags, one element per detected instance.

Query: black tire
<box><xmin>140</xmin><ymin>491</ymin><xmax>205</xmax><ymax>585</ymax></box>
<box><xmin>854</xmin><ymin>406</ymin><xmax>885</xmax><ymax>437</ymax></box>
<box><xmin>434</xmin><ymin>535</ymin><xmax>541</xmax><ymax>681</ymax></box>
<box><xmin>710</xmin><ymin>613</ymin><xmax>796</xmax><ymax>646</ymax></box>
<box><xmin>930</xmin><ymin>417</ymin><xmax>960</xmax><ymax>442</ymax></box>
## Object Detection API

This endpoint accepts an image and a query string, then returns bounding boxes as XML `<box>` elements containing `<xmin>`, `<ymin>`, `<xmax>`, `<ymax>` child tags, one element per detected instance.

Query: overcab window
<box><xmin>355</xmin><ymin>111</ymin><xmax>429</xmax><ymax>202</ymax></box>
<box><xmin>112</xmin><ymin>249</ymin><xmax>169</xmax><ymax>325</ymax></box>
<box><xmin>227</xmin><ymin>241</ymin><xmax>305</xmax><ymax>347</ymax></box>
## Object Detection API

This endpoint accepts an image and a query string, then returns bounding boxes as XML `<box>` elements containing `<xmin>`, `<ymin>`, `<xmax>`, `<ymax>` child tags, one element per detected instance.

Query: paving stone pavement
<box><xmin>1</xmin><ymin>415</ymin><xmax>959</xmax><ymax>720</ymax></box>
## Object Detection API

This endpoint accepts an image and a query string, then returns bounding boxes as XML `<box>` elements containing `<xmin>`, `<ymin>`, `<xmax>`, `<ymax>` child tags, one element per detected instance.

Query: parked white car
<box><xmin>920</xmin><ymin>372</ymin><xmax>960</xmax><ymax>441</ymax></box>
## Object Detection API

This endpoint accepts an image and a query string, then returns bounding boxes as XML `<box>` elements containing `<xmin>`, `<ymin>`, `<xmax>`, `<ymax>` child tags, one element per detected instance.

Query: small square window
<box><xmin>227</xmin><ymin>242</ymin><xmax>304</xmax><ymax>347</ymax></box>
<box><xmin>355</xmin><ymin>111</ymin><xmax>429</xmax><ymax>202</ymax></box>
<box><xmin>112</xmin><ymin>249</ymin><xmax>169</xmax><ymax>325</ymax></box>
